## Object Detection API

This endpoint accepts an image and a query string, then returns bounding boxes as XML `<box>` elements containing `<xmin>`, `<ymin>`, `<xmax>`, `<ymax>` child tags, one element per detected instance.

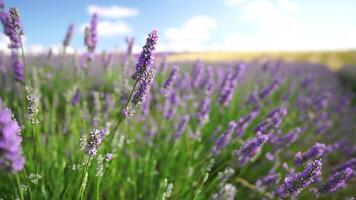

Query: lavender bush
<box><xmin>0</xmin><ymin>1</ymin><xmax>355</xmax><ymax>200</ymax></box>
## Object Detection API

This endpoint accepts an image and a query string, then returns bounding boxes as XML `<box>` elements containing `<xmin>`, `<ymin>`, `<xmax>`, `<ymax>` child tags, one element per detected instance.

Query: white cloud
<box><xmin>0</xmin><ymin>35</ymin><xmax>10</xmax><ymax>54</ymax></box>
<box><xmin>240</xmin><ymin>0</ymin><xmax>298</xmax><ymax>32</ymax></box>
<box><xmin>80</xmin><ymin>20</ymin><xmax>132</xmax><ymax>37</ymax></box>
<box><xmin>165</xmin><ymin>15</ymin><xmax>216</xmax><ymax>41</ymax></box>
<box><xmin>161</xmin><ymin>15</ymin><xmax>217</xmax><ymax>51</ymax></box>
<box><xmin>87</xmin><ymin>5</ymin><xmax>139</xmax><ymax>19</ymax></box>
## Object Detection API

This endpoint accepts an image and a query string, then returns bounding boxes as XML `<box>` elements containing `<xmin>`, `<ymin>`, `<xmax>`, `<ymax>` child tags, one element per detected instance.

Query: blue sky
<box><xmin>1</xmin><ymin>0</ymin><xmax>356</xmax><ymax>53</ymax></box>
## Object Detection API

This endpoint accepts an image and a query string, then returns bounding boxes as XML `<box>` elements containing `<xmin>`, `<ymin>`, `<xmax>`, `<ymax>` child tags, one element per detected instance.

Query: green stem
<box><xmin>15</xmin><ymin>173</ymin><xmax>24</xmax><ymax>200</ymax></box>
<box><xmin>96</xmin><ymin>177</ymin><xmax>101</xmax><ymax>200</ymax></box>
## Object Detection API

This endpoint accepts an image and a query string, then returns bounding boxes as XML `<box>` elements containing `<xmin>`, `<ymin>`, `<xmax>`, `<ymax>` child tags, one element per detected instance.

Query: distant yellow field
<box><xmin>167</xmin><ymin>51</ymin><xmax>356</xmax><ymax>71</ymax></box>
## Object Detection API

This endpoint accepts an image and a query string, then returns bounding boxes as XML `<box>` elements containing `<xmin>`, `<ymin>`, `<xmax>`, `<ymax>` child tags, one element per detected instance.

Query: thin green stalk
<box><xmin>96</xmin><ymin>177</ymin><xmax>101</xmax><ymax>200</ymax></box>
<box><xmin>15</xmin><ymin>173</ymin><xmax>24</xmax><ymax>200</ymax></box>
<box><xmin>104</xmin><ymin>78</ymin><xmax>139</xmax><ymax>150</ymax></box>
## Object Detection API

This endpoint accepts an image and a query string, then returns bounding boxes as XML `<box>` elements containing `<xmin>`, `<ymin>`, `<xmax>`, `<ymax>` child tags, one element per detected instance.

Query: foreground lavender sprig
<box><xmin>133</xmin><ymin>30</ymin><xmax>158</xmax><ymax>81</ymax></box>
<box><xmin>84</xmin><ymin>129</ymin><xmax>107</xmax><ymax>156</ymax></box>
<box><xmin>0</xmin><ymin>107</ymin><xmax>25</xmax><ymax>172</ymax></box>
<box><xmin>131</xmin><ymin>30</ymin><xmax>158</xmax><ymax>106</ymax></box>
<box><xmin>277</xmin><ymin>159</ymin><xmax>322</xmax><ymax>199</ymax></box>
<box><xmin>318</xmin><ymin>167</ymin><xmax>353</xmax><ymax>194</ymax></box>
<box><xmin>0</xmin><ymin>6</ymin><xmax>25</xmax><ymax>81</ymax></box>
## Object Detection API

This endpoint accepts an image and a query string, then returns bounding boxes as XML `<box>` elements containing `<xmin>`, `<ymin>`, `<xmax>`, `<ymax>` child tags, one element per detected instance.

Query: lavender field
<box><xmin>1</xmin><ymin>0</ymin><xmax>356</xmax><ymax>200</ymax></box>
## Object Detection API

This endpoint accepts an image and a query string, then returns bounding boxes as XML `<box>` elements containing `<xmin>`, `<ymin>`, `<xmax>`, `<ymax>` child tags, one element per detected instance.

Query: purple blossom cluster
<box><xmin>84</xmin><ymin>129</ymin><xmax>107</xmax><ymax>156</ymax></box>
<box><xmin>0</xmin><ymin>107</ymin><xmax>25</xmax><ymax>172</ymax></box>
<box><xmin>277</xmin><ymin>159</ymin><xmax>322</xmax><ymax>199</ymax></box>
<box><xmin>131</xmin><ymin>30</ymin><xmax>158</xmax><ymax>106</ymax></box>
<box><xmin>63</xmin><ymin>23</ymin><xmax>74</xmax><ymax>51</ymax></box>
<box><xmin>212</xmin><ymin>121</ymin><xmax>237</xmax><ymax>154</ymax></box>
<box><xmin>234</xmin><ymin>132</ymin><xmax>269</xmax><ymax>165</ymax></box>
<box><xmin>0</xmin><ymin>5</ymin><xmax>24</xmax><ymax>81</ymax></box>
<box><xmin>294</xmin><ymin>143</ymin><xmax>327</xmax><ymax>166</ymax></box>
<box><xmin>318</xmin><ymin>167</ymin><xmax>353</xmax><ymax>194</ymax></box>
<box><xmin>254</xmin><ymin>107</ymin><xmax>287</xmax><ymax>134</ymax></box>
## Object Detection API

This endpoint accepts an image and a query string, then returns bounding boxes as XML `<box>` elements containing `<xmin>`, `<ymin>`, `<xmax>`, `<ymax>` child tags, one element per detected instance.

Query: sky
<box><xmin>1</xmin><ymin>0</ymin><xmax>356</xmax><ymax>54</ymax></box>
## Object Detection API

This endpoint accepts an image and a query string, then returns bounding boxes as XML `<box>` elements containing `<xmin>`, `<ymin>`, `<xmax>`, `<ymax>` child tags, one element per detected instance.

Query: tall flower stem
<box><xmin>15</xmin><ymin>173</ymin><xmax>24</xmax><ymax>200</ymax></box>
<box><xmin>105</xmin><ymin>78</ymin><xmax>139</xmax><ymax>149</ymax></box>
<box><xmin>236</xmin><ymin>176</ymin><xmax>274</xmax><ymax>199</ymax></box>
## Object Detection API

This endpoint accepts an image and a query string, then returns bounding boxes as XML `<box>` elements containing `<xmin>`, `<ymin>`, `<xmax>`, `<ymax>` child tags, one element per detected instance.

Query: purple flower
<box><xmin>131</xmin><ymin>30</ymin><xmax>158</xmax><ymax>106</ymax></box>
<box><xmin>218</xmin><ymin>64</ymin><xmax>244</xmax><ymax>107</ymax></box>
<box><xmin>125</xmin><ymin>37</ymin><xmax>135</xmax><ymax>57</ymax></box>
<box><xmin>71</xmin><ymin>89</ymin><xmax>81</xmax><ymax>105</ymax></box>
<box><xmin>84</xmin><ymin>129</ymin><xmax>107</xmax><ymax>156</ymax></box>
<box><xmin>196</xmin><ymin>97</ymin><xmax>211</xmax><ymax>127</ymax></box>
<box><xmin>0</xmin><ymin>107</ymin><xmax>25</xmax><ymax>172</ymax></box>
<box><xmin>277</xmin><ymin>159</ymin><xmax>322</xmax><ymax>199</ymax></box>
<box><xmin>105</xmin><ymin>153</ymin><xmax>113</xmax><ymax>161</ymax></box>
<box><xmin>11</xmin><ymin>51</ymin><xmax>24</xmax><ymax>81</ymax></box>
<box><xmin>318</xmin><ymin>167</ymin><xmax>353</xmax><ymax>193</ymax></box>
<box><xmin>212</xmin><ymin>121</ymin><xmax>237</xmax><ymax>154</ymax></box>
<box><xmin>84</xmin><ymin>27</ymin><xmax>92</xmax><ymax>51</ymax></box>
<box><xmin>134</xmin><ymin>30</ymin><xmax>158</xmax><ymax>81</ymax></box>
<box><xmin>140</xmin><ymin>92</ymin><xmax>151</xmax><ymax>119</ymax></box>
<box><xmin>191</xmin><ymin>60</ymin><xmax>204</xmax><ymax>88</ymax></box>
<box><xmin>163</xmin><ymin>91</ymin><xmax>179</xmax><ymax>119</ymax></box>
<box><xmin>234</xmin><ymin>132</ymin><xmax>269</xmax><ymax>165</ymax></box>
<box><xmin>235</xmin><ymin>109</ymin><xmax>259</xmax><ymax>137</ymax></box>
<box><xmin>254</xmin><ymin>107</ymin><xmax>287</xmax><ymax>134</ymax></box>
<box><xmin>258</xmin><ymin>79</ymin><xmax>281</xmax><ymax>100</ymax></box>
<box><xmin>161</xmin><ymin>65</ymin><xmax>179</xmax><ymax>93</ymax></box>
<box><xmin>63</xmin><ymin>23</ymin><xmax>74</xmax><ymax>50</ymax></box>
<box><xmin>334</xmin><ymin>158</ymin><xmax>356</xmax><ymax>172</ymax></box>
<box><xmin>1</xmin><ymin>7</ymin><xmax>23</xmax><ymax>49</ymax></box>
<box><xmin>174</xmin><ymin>115</ymin><xmax>189</xmax><ymax>140</ymax></box>
<box><xmin>90</xmin><ymin>13</ymin><xmax>98</xmax><ymax>50</ymax></box>
<box><xmin>0</xmin><ymin>7</ymin><xmax>24</xmax><ymax>81</ymax></box>
<box><xmin>294</xmin><ymin>143</ymin><xmax>327</xmax><ymax>166</ymax></box>
<box><xmin>269</xmin><ymin>127</ymin><xmax>302</xmax><ymax>152</ymax></box>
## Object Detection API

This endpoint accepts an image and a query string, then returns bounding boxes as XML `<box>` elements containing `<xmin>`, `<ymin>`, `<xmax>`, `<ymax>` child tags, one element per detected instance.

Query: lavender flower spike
<box><xmin>234</xmin><ymin>132</ymin><xmax>269</xmax><ymax>165</ymax></box>
<box><xmin>161</xmin><ymin>65</ymin><xmax>179</xmax><ymax>93</ymax></box>
<box><xmin>0</xmin><ymin>107</ymin><xmax>25</xmax><ymax>172</ymax></box>
<box><xmin>277</xmin><ymin>159</ymin><xmax>322</xmax><ymax>199</ymax></box>
<box><xmin>1</xmin><ymin>7</ymin><xmax>25</xmax><ymax>81</ymax></box>
<box><xmin>134</xmin><ymin>30</ymin><xmax>158</xmax><ymax>81</ymax></box>
<box><xmin>212</xmin><ymin>121</ymin><xmax>237</xmax><ymax>154</ymax></box>
<box><xmin>294</xmin><ymin>143</ymin><xmax>326</xmax><ymax>166</ymax></box>
<box><xmin>318</xmin><ymin>167</ymin><xmax>353</xmax><ymax>194</ymax></box>
<box><xmin>132</xmin><ymin>30</ymin><xmax>158</xmax><ymax>106</ymax></box>
<box><xmin>63</xmin><ymin>23</ymin><xmax>74</xmax><ymax>51</ymax></box>
<box><xmin>84</xmin><ymin>129</ymin><xmax>107</xmax><ymax>156</ymax></box>
<box><xmin>90</xmin><ymin>13</ymin><xmax>98</xmax><ymax>50</ymax></box>
<box><xmin>174</xmin><ymin>115</ymin><xmax>189</xmax><ymax>140</ymax></box>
